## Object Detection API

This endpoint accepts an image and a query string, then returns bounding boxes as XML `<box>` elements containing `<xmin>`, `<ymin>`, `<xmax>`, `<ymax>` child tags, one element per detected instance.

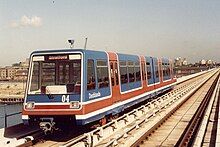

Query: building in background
<box><xmin>174</xmin><ymin>57</ymin><xmax>188</xmax><ymax>66</ymax></box>
<box><xmin>206</xmin><ymin>59</ymin><xmax>214</xmax><ymax>65</ymax></box>
<box><xmin>0</xmin><ymin>68</ymin><xmax>7</xmax><ymax>80</ymax></box>
<box><xmin>199</xmin><ymin>59</ymin><xmax>215</xmax><ymax>66</ymax></box>
<box><xmin>6</xmin><ymin>66</ymin><xmax>16</xmax><ymax>80</ymax></box>
<box><xmin>200</xmin><ymin>59</ymin><xmax>206</xmax><ymax>65</ymax></box>
<box><xmin>13</xmin><ymin>58</ymin><xmax>29</xmax><ymax>81</ymax></box>
<box><xmin>0</xmin><ymin>58</ymin><xmax>29</xmax><ymax>81</ymax></box>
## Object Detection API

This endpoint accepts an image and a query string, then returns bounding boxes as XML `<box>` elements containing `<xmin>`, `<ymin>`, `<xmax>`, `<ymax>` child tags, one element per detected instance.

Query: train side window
<box><xmin>128</xmin><ymin>61</ymin><xmax>135</xmax><ymax>83</ymax></box>
<box><xmin>162</xmin><ymin>63</ymin><xmax>170</xmax><ymax>77</ymax></box>
<box><xmin>135</xmin><ymin>61</ymin><xmax>141</xmax><ymax>81</ymax></box>
<box><xmin>30</xmin><ymin>62</ymin><xmax>40</xmax><ymax>91</ymax></box>
<box><xmin>97</xmin><ymin>60</ymin><xmax>109</xmax><ymax>88</ymax></box>
<box><xmin>119</xmin><ymin>61</ymin><xmax>128</xmax><ymax>84</ymax></box>
<box><xmin>146</xmin><ymin>62</ymin><xmax>151</xmax><ymax>79</ymax></box>
<box><xmin>87</xmin><ymin>59</ymin><xmax>96</xmax><ymax>90</ymax></box>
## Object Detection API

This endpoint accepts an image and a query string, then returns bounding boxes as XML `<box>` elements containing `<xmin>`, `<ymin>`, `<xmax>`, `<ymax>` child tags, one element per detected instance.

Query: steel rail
<box><xmin>193</xmin><ymin>75</ymin><xmax>220</xmax><ymax>146</ymax></box>
<box><xmin>175</xmin><ymin>72</ymin><xmax>220</xmax><ymax>147</ymax></box>
<box><xmin>216</xmin><ymin>75</ymin><xmax>220</xmax><ymax>147</ymax></box>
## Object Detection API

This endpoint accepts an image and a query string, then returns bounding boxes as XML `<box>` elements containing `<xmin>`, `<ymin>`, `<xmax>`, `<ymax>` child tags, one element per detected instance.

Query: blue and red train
<box><xmin>22</xmin><ymin>49</ymin><xmax>176</xmax><ymax>131</ymax></box>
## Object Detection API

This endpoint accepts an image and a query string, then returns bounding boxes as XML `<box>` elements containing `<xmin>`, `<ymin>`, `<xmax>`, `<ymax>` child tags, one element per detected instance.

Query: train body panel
<box><xmin>22</xmin><ymin>49</ymin><xmax>176</xmax><ymax>126</ymax></box>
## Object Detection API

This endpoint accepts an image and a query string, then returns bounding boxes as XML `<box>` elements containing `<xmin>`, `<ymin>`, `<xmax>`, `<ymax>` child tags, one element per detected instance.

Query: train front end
<box><xmin>22</xmin><ymin>50</ymin><xmax>83</xmax><ymax>133</ymax></box>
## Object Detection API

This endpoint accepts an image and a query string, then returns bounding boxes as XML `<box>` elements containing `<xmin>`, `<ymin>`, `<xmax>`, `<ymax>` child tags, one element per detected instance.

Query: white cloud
<box><xmin>10</xmin><ymin>15</ymin><xmax>42</xmax><ymax>28</ymax></box>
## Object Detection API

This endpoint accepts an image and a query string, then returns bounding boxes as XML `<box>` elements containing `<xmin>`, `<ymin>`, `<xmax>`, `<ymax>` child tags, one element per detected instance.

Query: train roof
<box><xmin>30</xmin><ymin>48</ymin><xmax>171</xmax><ymax>60</ymax></box>
<box><xmin>31</xmin><ymin>48</ymin><xmax>99</xmax><ymax>54</ymax></box>
<box><xmin>31</xmin><ymin>48</ymin><xmax>147</xmax><ymax>57</ymax></box>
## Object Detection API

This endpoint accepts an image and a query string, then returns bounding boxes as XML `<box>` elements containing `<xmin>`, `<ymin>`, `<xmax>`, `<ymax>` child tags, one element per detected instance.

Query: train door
<box><xmin>110</xmin><ymin>60</ymin><xmax>120</xmax><ymax>103</ymax></box>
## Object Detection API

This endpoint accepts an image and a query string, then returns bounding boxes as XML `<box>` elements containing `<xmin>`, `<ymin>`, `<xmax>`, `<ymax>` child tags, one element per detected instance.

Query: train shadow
<box><xmin>2</xmin><ymin>123</ymin><xmax>40</xmax><ymax>139</ymax></box>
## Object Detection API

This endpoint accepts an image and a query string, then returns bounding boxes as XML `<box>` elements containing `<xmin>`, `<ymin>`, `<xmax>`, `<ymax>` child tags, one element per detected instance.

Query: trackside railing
<box><xmin>0</xmin><ymin>104</ymin><xmax>22</xmax><ymax>128</ymax></box>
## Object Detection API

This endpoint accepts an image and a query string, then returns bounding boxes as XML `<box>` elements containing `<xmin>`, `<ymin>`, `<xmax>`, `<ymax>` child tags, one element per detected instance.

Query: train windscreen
<box><xmin>28</xmin><ymin>54</ymin><xmax>81</xmax><ymax>95</ymax></box>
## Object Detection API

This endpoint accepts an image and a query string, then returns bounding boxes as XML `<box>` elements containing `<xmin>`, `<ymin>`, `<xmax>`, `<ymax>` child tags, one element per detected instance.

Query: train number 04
<box><xmin>62</xmin><ymin>95</ymin><xmax>70</xmax><ymax>103</ymax></box>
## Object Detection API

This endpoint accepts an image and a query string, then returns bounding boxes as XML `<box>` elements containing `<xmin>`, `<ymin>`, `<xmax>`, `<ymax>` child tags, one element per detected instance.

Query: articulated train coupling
<box><xmin>39</xmin><ymin>119</ymin><xmax>56</xmax><ymax>134</ymax></box>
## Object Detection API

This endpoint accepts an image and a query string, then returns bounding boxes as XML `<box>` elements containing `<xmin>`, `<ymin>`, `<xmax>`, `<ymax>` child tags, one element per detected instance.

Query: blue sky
<box><xmin>0</xmin><ymin>0</ymin><xmax>220</xmax><ymax>66</ymax></box>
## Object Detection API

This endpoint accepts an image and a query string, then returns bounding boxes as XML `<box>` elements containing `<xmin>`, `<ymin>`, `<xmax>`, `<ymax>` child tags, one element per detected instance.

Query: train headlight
<box><xmin>70</xmin><ymin>101</ymin><xmax>80</xmax><ymax>109</ymax></box>
<box><xmin>26</xmin><ymin>102</ymin><xmax>35</xmax><ymax>109</ymax></box>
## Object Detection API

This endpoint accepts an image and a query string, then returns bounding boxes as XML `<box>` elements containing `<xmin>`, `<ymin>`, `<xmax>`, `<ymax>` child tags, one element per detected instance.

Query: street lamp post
<box><xmin>84</xmin><ymin>37</ymin><xmax>88</xmax><ymax>49</ymax></box>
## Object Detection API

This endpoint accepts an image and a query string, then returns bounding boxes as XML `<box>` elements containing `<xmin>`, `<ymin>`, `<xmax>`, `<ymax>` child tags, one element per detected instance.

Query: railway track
<box><xmin>56</xmin><ymin>70</ymin><xmax>218</xmax><ymax>147</ymax></box>
<box><xmin>172</xmin><ymin>70</ymin><xmax>219</xmax><ymax>146</ymax></box>
<box><xmin>10</xmin><ymin>69</ymin><xmax>216</xmax><ymax>147</ymax></box>
<box><xmin>132</xmin><ymin>69</ymin><xmax>219</xmax><ymax>147</ymax></box>
<box><xmin>192</xmin><ymin>73</ymin><xmax>220</xmax><ymax>147</ymax></box>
